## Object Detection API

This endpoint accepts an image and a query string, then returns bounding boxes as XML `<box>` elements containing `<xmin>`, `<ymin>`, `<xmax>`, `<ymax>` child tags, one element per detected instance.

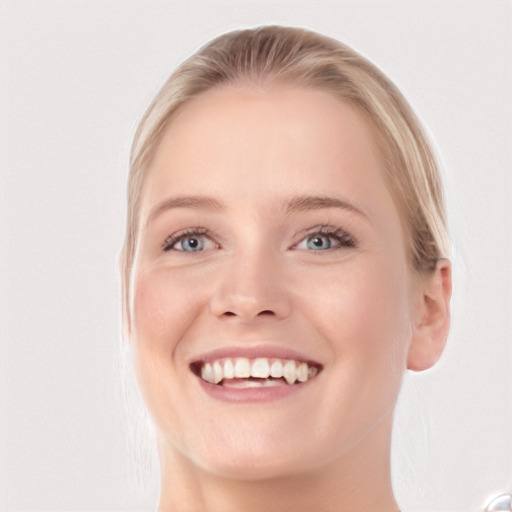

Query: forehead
<box><xmin>140</xmin><ymin>85</ymin><xmax>398</xmax><ymax>225</ymax></box>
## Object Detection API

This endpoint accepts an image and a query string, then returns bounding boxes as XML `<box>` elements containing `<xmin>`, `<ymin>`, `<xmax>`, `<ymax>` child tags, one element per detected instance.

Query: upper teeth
<box><xmin>199</xmin><ymin>357</ymin><xmax>319</xmax><ymax>385</ymax></box>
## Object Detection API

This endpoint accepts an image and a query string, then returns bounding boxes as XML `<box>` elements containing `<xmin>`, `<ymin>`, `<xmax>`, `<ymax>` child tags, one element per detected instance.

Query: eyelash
<box><xmin>162</xmin><ymin>227</ymin><xmax>214</xmax><ymax>252</ymax></box>
<box><xmin>161</xmin><ymin>225</ymin><xmax>357</xmax><ymax>253</ymax></box>
<box><xmin>296</xmin><ymin>225</ymin><xmax>357</xmax><ymax>250</ymax></box>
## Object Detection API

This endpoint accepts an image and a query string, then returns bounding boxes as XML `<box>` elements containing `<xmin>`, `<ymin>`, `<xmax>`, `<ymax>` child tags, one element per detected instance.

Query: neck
<box><xmin>157</xmin><ymin>415</ymin><xmax>399</xmax><ymax>512</ymax></box>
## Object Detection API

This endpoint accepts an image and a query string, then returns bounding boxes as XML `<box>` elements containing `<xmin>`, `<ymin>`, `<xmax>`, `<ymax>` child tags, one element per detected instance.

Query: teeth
<box><xmin>198</xmin><ymin>357</ymin><xmax>320</xmax><ymax>385</ymax></box>
<box><xmin>223</xmin><ymin>359</ymin><xmax>235</xmax><ymax>379</ymax></box>
<box><xmin>263</xmin><ymin>379</ymin><xmax>281</xmax><ymax>387</ymax></box>
<box><xmin>251</xmin><ymin>358</ymin><xmax>270</xmax><ymax>378</ymax></box>
<box><xmin>297</xmin><ymin>362</ymin><xmax>308</xmax><ymax>383</ymax></box>
<box><xmin>201</xmin><ymin>362</ymin><xmax>215</xmax><ymax>384</ymax></box>
<box><xmin>237</xmin><ymin>380</ymin><xmax>262</xmax><ymax>388</ymax></box>
<box><xmin>213</xmin><ymin>361</ymin><xmax>223</xmax><ymax>384</ymax></box>
<box><xmin>270</xmin><ymin>360</ymin><xmax>283</xmax><ymax>378</ymax></box>
<box><xmin>223</xmin><ymin>378</ymin><xmax>284</xmax><ymax>388</ymax></box>
<box><xmin>283</xmin><ymin>360</ymin><xmax>297</xmax><ymax>384</ymax></box>
<box><xmin>234</xmin><ymin>358</ymin><xmax>251</xmax><ymax>378</ymax></box>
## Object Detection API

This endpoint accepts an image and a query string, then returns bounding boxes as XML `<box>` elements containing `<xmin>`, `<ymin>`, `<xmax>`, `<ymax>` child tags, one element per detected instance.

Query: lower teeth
<box><xmin>221</xmin><ymin>377</ymin><xmax>286</xmax><ymax>388</ymax></box>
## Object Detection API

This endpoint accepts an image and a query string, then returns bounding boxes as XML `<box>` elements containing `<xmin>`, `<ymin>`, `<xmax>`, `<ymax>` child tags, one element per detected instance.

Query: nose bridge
<box><xmin>209</xmin><ymin>242</ymin><xmax>289</xmax><ymax>321</ymax></box>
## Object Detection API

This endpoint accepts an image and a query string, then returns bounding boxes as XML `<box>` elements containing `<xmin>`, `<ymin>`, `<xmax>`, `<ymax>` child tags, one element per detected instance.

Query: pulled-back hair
<box><xmin>121</xmin><ymin>25</ymin><xmax>449</xmax><ymax>326</ymax></box>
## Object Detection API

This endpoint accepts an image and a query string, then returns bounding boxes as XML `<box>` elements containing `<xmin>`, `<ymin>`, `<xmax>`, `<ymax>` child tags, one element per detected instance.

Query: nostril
<box><xmin>221</xmin><ymin>309</ymin><xmax>275</xmax><ymax>318</ymax></box>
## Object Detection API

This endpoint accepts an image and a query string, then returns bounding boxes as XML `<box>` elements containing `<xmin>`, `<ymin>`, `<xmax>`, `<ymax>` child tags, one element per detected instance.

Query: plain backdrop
<box><xmin>1</xmin><ymin>1</ymin><xmax>511</xmax><ymax>511</ymax></box>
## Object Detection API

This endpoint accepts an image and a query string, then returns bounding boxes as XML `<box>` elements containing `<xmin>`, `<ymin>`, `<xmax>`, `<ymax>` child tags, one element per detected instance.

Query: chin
<box><xmin>182</xmin><ymin>427</ymin><xmax>321</xmax><ymax>481</ymax></box>
<box><xmin>202</xmin><ymin>452</ymin><xmax>311</xmax><ymax>482</ymax></box>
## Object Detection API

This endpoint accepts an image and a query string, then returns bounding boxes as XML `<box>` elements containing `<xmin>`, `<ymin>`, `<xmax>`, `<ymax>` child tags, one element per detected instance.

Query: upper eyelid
<box><xmin>302</xmin><ymin>225</ymin><xmax>351</xmax><ymax>235</ymax></box>
<box><xmin>160</xmin><ymin>224</ymin><xmax>356</xmax><ymax>251</ymax></box>
<box><xmin>162</xmin><ymin>227</ymin><xmax>213</xmax><ymax>251</ymax></box>
<box><xmin>293</xmin><ymin>225</ymin><xmax>356</xmax><ymax>244</ymax></box>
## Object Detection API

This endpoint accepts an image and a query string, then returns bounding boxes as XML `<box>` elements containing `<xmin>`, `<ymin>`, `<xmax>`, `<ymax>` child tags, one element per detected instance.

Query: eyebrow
<box><xmin>147</xmin><ymin>195</ymin><xmax>225</xmax><ymax>224</ymax></box>
<box><xmin>146</xmin><ymin>193</ymin><xmax>369</xmax><ymax>224</ymax></box>
<box><xmin>283</xmin><ymin>195</ymin><xmax>370</xmax><ymax>220</ymax></box>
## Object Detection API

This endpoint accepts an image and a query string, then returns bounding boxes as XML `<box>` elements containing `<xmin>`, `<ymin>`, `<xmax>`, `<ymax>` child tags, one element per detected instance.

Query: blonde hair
<box><xmin>121</xmin><ymin>25</ymin><xmax>449</xmax><ymax>325</ymax></box>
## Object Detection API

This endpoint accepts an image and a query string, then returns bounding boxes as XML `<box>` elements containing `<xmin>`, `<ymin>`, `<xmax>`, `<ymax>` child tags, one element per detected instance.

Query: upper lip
<box><xmin>188</xmin><ymin>345</ymin><xmax>323</xmax><ymax>369</ymax></box>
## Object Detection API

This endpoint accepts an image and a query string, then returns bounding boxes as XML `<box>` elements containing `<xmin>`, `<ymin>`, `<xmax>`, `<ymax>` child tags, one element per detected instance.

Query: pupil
<box><xmin>308</xmin><ymin>235</ymin><xmax>330</xmax><ymax>250</ymax></box>
<box><xmin>187</xmin><ymin>238</ymin><xmax>199</xmax><ymax>248</ymax></box>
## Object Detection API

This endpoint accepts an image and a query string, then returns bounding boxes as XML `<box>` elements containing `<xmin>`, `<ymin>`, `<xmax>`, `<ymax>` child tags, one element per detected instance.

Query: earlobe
<box><xmin>407</xmin><ymin>259</ymin><xmax>452</xmax><ymax>372</ymax></box>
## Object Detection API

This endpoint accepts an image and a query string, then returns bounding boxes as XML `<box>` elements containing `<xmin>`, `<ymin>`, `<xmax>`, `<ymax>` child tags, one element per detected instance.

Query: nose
<box><xmin>209</xmin><ymin>249</ymin><xmax>291</xmax><ymax>322</ymax></box>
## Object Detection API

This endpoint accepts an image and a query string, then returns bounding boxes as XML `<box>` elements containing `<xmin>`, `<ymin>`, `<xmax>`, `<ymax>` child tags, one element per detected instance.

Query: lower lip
<box><xmin>195</xmin><ymin>375</ymin><xmax>314</xmax><ymax>404</ymax></box>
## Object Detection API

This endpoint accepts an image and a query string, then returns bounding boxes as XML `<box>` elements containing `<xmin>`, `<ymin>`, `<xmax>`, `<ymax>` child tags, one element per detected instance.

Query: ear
<box><xmin>407</xmin><ymin>259</ymin><xmax>452</xmax><ymax>372</ymax></box>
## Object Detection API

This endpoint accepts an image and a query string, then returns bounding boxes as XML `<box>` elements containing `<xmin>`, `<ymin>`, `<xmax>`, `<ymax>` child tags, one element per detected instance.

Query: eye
<box><xmin>162</xmin><ymin>228</ymin><xmax>218</xmax><ymax>252</ymax></box>
<box><xmin>306</xmin><ymin>234</ymin><xmax>333</xmax><ymax>250</ymax></box>
<box><xmin>294</xmin><ymin>226</ymin><xmax>356</xmax><ymax>251</ymax></box>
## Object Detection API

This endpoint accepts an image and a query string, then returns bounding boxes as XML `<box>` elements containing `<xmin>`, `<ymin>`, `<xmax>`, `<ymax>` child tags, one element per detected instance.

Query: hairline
<box><xmin>121</xmin><ymin>28</ymin><xmax>448</xmax><ymax>330</ymax></box>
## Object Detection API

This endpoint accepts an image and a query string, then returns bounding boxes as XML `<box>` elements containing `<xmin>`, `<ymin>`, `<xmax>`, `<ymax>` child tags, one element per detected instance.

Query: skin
<box><xmin>128</xmin><ymin>85</ymin><xmax>451</xmax><ymax>511</ymax></box>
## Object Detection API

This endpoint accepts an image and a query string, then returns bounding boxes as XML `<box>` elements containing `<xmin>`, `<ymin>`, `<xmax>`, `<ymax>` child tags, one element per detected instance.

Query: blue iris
<box><xmin>306</xmin><ymin>235</ymin><xmax>332</xmax><ymax>250</ymax></box>
<box><xmin>180</xmin><ymin>236</ymin><xmax>205</xmax><ymax>252</ymax></box>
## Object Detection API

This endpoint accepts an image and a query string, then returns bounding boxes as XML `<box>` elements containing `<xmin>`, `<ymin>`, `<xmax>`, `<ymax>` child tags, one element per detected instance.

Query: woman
<box><xmin>120</xmin><ymin>25</ymin><xmax>452</xmax><ymax>512</ymax></box>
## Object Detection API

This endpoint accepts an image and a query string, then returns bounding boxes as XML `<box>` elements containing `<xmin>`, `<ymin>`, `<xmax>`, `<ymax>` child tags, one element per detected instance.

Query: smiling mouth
<box><xmin>190</xmin><ymin>357</ymin><xmax>321</xmax><ymax>387</ymax></box>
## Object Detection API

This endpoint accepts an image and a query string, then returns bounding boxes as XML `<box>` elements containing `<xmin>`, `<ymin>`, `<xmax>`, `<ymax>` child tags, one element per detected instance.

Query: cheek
<box><xmin>304</xmin><ymin>261</ymin><xmax>412</xmax><ymax>396</ymax></box>
<box><xmin>309</xmin><ymin>260</ymin><xmax>410</xmax><ymax>334</ymax></box>
<box><xmin>130</xmin><ymin>268</ymin><xmax>197</xmax><ymax>405</ymax></box>
<box><xmin>130</xmin><ymin>267</ymin><xmax>205</xmax><ymax>439</ymax></box>
<box><xmin>132</xmin><ymin>267</ymin><xmax>203</xmax><ymax>344</ymax></box>
<box><xmin>132</xmin><ymin>271</ymin><xmax>174</xmax><ymax>343</ymax></box>
<box><xmin>310</xmin><ymin>264</ymin><xmax>412</xmax><ymax>444</ymax></box>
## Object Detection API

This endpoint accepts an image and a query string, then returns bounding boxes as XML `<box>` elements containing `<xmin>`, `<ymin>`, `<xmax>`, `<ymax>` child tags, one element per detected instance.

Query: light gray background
<box><xmin>1</xmin><ymin>1</ymin><xmax>511</xmax><ymax>510</ymax></box>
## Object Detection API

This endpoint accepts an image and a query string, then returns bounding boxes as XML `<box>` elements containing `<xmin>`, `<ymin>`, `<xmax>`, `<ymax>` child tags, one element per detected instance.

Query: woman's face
<box><xmin>130</xmin><ymin>85</ymin><xmax>418</xmax><ymax>478</ymax></box>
